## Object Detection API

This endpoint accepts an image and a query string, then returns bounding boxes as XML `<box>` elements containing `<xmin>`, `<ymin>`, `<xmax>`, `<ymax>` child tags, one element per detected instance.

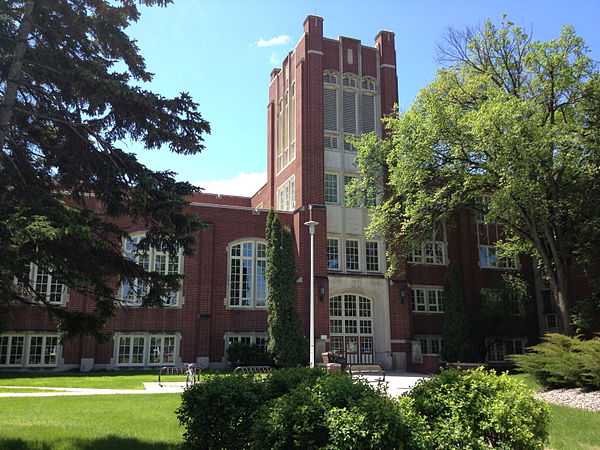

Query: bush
<box><xmin>511</xmin><ymin>333</ymin><xmax>600</xmax><ymax>388</ymax></box>
<box><xmin>252</xmin><ymin>373</ymin><xmax>429</xmax><ymax>449</ymax></box>
<box><xmin>264</xmin><ymin>366</ymin><xmax>327</xmax><ymax>398</ymax></box>
<box><xmin>227</xmin><ymin>341</ymin><xmax>273</xmax><ymax>367</ymax></box>
<box><xmin>177</xmin><ymin>374</ymin><xmax>266</xmax><ymax>449</ymax></box>
<box><xmin>409</xmin><ymin>368</ymin><xmax>549</xmax><ymax>449</ymax></box>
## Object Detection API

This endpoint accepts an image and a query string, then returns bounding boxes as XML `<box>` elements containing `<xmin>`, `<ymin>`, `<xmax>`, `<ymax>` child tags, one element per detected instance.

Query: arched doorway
<box><xmin>329</xmin><ymin>294</ymin><xmax>374</xmax><ymax>364</ymax></box>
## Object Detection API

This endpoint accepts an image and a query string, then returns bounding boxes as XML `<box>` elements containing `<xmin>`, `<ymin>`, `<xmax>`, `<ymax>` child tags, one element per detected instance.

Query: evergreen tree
<box><xmin>0</xmin><ymin>1</ymin><xmax>210</xmax><ymax>338</ymax></box>
<box><xmin>441</xmin><ymin>265</ymin><xmax>474</xmax><ymax>362</ymax></box>
<box><xmin>265</xmin><ymin>210</ymin><xmax>308</xmax><ymax>367</ymax></box>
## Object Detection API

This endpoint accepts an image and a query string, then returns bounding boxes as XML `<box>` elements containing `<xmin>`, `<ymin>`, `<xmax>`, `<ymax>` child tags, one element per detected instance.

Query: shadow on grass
<box><xmin>0</xmin><ymin>436</ymin><xmax>180</xmax><ymax>450</ymax></box>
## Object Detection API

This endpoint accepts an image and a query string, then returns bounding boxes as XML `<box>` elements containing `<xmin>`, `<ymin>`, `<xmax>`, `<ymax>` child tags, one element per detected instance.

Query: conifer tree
<box><xmin>265</xmin><ymin>210</ymin><xmax>308</xmax><ymax>367</ymax></box>
<box><xmin>441</xmin><ymin>265</ymin><xmax>474</xmax><ymax>362</ymax></box>
<box><xmin>0</xmin><ymin>1</ymin><xmax>210</xmax><ymax>338</ymax></box>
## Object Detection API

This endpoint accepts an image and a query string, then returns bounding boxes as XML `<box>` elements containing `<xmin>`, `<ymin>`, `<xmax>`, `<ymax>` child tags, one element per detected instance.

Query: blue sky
<box><xmin>124</xmin><ymin>0</ymin><xmax>600</xmax><ymax>196</ymax></box>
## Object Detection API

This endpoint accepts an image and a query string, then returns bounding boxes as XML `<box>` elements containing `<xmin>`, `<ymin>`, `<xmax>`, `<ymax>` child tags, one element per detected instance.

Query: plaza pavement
<box><xmin>0</xmin><ymin>371</ymin><xmax>428</xmax><ymax>397</ymax></box>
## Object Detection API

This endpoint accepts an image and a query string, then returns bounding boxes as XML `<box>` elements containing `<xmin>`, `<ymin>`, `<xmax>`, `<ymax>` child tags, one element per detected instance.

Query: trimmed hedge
<box><xmin>511</xmin><ymin>333</ymin><xmax>600</xmax><ymax>389</ymax></box>
<box><xmin>177</xmin><ymin>367</ymin><xmax>549</xmax><ymax>449</ymax></box>
<box><xmin>410</xmin><ymin>368</ymin><xmax>549</xmax><ymax>449</ymax></box>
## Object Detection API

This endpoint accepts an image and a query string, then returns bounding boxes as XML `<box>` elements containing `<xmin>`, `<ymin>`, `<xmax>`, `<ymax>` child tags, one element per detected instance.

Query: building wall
<box><xmin>1</xmin><ymin>16</ymin><xmax>546</xmax><ymax>373</ymax></box>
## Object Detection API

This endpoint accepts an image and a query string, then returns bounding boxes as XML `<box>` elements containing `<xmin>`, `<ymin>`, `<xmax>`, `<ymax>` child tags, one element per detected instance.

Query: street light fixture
<box><xmin>304</xmin><ymin>220</ymin><xmax>318</xmax><ymax>367</ymax></box>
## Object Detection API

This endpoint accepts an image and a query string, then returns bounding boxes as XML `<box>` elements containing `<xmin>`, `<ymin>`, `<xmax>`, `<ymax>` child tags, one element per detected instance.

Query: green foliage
<box><xmin>352</xmin><ymin>16</ymin><xmax>600</xmax><ymax>333</ymax></box>
<box><xmin>511</xmin><ymin>333</ymin><xmax>600</xmax><ymax>388</ymax></box>
<box><xmin>441</xmin><ymin>265</ymin><xmax>475</xmax><ymax>362</ymax></box>
<box><xmin>266</xmin><ymin>210</ymin><xmax>308</xmax><ymax>367</ymax></box>
<box><xmin>226</xmin><ymin>342</ymin><xmax>273</xmax><ymax>367</ymax></box>
<box><xmin>253</xmin><ymin>372</ymin><xmax>428</xmax><ymax>450</ymax></box>
<box><xmin>177</xmin><ymin>375</ymin><xmax>267</xmax><ymax>449</ymax></box>
<box><xmin>571</xmin><ymin>285</ymin><xmax>600</xmax><ymax>334</ymax></box>
<box><xmin>0</xmin><ymin>1</ymin><xmax>210</xmax><ymax>336</ymax></box>
<box><xmin>409</xmin><ymin>368</ymin><xmax>550</xmax><ymax>449</ymax></box>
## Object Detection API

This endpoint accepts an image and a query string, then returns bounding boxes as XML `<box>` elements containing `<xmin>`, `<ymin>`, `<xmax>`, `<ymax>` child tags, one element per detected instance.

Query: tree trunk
<box><xmin>0</xmin><ymin>0</ymin><xmax>35</xmax><ymax>151</ymax></box>
<box><xmin>553</xmin><ymin>265</ymin><xmax>573</xmax><ymax>335</ymax></box>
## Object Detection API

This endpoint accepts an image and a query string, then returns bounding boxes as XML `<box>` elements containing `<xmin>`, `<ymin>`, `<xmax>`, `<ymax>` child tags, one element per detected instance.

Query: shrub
<box><xmin>511</xmin><ymin>333</ymin><xmax>600</xmax><ymax>388</ymax></box>
<box><xmin>409</xmin><ymin>368</ymin><xmax>549</xmax><ymax>449</ymax></box>
<box><xmin>177</xmin><ymin>374</ymin><xmax>266</xmax><ymax>449</ymax></box>
<box><xmin>264</xmin><ymin>366</ymin><xmax>327</xmax><ymax>398</ymax></box>
<box><xmin>227</xmin><ymin>341</ymin><xmax>273</xmax><ymax>367</ymax></box>
<box><xmin>252</xmin><ymin>372</ymin><xmax>429</xmax><ymax>449</ymax></box>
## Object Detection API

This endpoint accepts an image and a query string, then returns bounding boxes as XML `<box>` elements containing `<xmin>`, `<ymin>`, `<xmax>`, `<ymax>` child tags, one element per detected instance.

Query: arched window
<box><xmin>329</xmin><ymin>294</ymin><xmax>374</xmax><ymax>364</ymax></box>
<box><xmin>121</xmin><ymin>233</ymin><xmax>183</xmax><ymax>306</ymax></box>
<box><xmin>228</xmin><ymin>239</ymin><xmax>267</xmax><ymax>308</ymax></box>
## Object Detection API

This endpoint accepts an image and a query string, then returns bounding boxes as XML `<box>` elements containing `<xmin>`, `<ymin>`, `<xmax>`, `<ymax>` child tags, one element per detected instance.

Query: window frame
<box><xmin>0</xmin><ymin>333</ymin><xmax>60</xmax><ymax>368</ymax></box>
<box><xmin>276</xmin><ymin>175</ymin><xmax>296</xmax><ymax>212</ymax></box>
<box><xmin>114</xmin><ymin>332</ymin><xmax>180</xmax><ymax>367</ymax></box>
<box><xmin>345</xmin><ymin>239</ymin><xmax>360</xmax><ymax>271</ymax></box>
<box><xmin>365</xmin><ymin>241</ymin><xmax>380</xmax><ymax>272</ymax></box>
<box><xmin>14</xmin><ymin>263</ymin><xmax>68</xmax><ymax>306</ymax></box>
<box><xmin>479</xmin><ymin>245</ymin><xmax>518</xmax><ymax>270</ymax></box>
<box><xmin>227</xmin><ymin>239</ymin><xmax>268</xmax><ymax>309</ymax></box>
<box><xmin>407</xmin><ymin>241</ymin><xmax>446</xmax><ymax>266</ymax></box>
<box><xmin>414</xmin><ymin>335</ymin><xmax>443</xmax><ymax>355</ymax></box>
<box><xmin>411</xmin><ymin>286</ymin><xmax>444</xmax><ymax>314</ymax></box>
<box><xmin>327</xmin><ymin>238</ymin><xmax>340</xmax><ymax>270</ymax></box>
<box><xmin>486</xmin><ymin>337</ymin><xmax>526</xmax><ymax>362</ymax></box>
<box><xmin>324</xmin><ymin>172</ymin><xmax>339</xmax><ymax>204</ymax></box>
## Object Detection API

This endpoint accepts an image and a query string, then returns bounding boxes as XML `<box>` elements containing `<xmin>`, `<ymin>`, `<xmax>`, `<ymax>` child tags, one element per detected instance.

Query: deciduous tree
<box><xmin>354</xmin><ymin>18</ymin><xmax>600</xmax><ymax>334</ymax></box>
<box><xmin>0</xmin><ymin>1</ymin><xmax>210</xmax><ymax>338</ymax></box>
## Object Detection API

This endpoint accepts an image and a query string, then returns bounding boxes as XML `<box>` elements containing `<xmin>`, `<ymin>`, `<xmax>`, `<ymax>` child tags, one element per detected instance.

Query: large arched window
<box><xmin>228</xmin><ymin>240</ymin><xmax>267</xmax><ymax>308</ymax></box>
<box><xmin>121</xmin><ymin>233</ymin><xmax>183</xmax><ymax>306</ymax></box>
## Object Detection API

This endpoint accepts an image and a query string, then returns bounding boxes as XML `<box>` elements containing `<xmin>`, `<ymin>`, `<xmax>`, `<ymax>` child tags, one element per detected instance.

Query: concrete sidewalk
<box><xmin>0</xmin><ymin>371</ymin><xmax>428</xmax><ymax>397</ymax></box>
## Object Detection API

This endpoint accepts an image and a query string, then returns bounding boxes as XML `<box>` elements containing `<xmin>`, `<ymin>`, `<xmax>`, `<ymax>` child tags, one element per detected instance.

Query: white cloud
<box><xmin>195</xmin><ymin>171</ymin><xmax>267</xmax><ymax>197</ymax></box>
<box><xmin>257</xmin><ymin>35</ymin><xmax>290</xmax><ymax>47</ymax></box>
<box><xmin>269</xmin><ymin>54</ymin><xmax>279</xmax><ymax>65</ymax></box>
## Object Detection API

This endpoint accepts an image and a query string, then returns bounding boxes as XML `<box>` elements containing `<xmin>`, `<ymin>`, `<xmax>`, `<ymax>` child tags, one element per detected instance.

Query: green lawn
<box><xmin>511</xmin><ymin>373</ymin><xmax>600</xmax><ymax>450</ymax></box>
<box><xmin>0</xmin><ymin>369</ymin><xmax>226</xmax><ymax>390</ymax></box>
<box><xmin>0</xmin><ymin>372</ymin><xmax>598</xmax><ymax>449</ymax></box>
<box><xmin>0</xmin><ymin>394</ymin><xmax>183</xmax><ymax>449</ymax></box>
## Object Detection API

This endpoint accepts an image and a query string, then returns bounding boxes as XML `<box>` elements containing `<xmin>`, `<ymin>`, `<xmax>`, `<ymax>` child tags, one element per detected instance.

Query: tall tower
<box><xmin>259</xmin><ymin>16</ymin><xmax>404</xmax><ymax>369</ymax></box>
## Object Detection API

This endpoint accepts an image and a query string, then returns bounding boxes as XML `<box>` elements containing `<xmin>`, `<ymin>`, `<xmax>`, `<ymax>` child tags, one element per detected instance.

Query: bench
<box><xmin>233</xmin><ymin>365</ymin><xmax>273</xmax><ymax>374</ymax></box>
<box><xmin>348</xmin><ymin>364</ymin><xmax>385</xmax><ymax>382</ymax></box>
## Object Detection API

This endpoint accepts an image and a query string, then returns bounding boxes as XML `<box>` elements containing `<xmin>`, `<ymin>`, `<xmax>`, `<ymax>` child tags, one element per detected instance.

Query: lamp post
<box><xmin>304</xmin><ymin>220</ymin><xmax>318</xmax><ymax>368</ymax></box>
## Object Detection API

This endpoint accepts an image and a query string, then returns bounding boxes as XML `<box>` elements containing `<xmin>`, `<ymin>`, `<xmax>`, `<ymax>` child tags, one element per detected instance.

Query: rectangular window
<box><xmin>479</xmin><ymin>246</ymin><xmax>517</xmax><ymax>269</ymax></box>
<box><xmin>116</xmin><ymin>334</ymin><xmax>177</xmax><ymax>367</ymax></box>
<box><xmin>324</xmin><ymin>173</ymin><xmax>338</xmax><ymax>203</ymax></box>
<box><xmin>225</xmin><ymin>333</ymin><xmax>269</xmax><ymax>353</ymax></box>
<box><xmin>276</xmin><ymin>176</ymin><xmax>295</xmax><ymax>211</ymax></box>
<box><xmin>365</xmin><ymin>241</ymin><xmax>379</xmax><ymax>272</ymax></box>
<box><xmin>476</xmin><ymin>195</ymin><xmax>492</xmax><ymax>223</ymax></box>
<box><xmin>0</xmin><ymin>334</ymin><xmax>59</xmax><ymax>368</ymax></box>
<box><xmin>486</xmin><ymin>338</ymin><xmax>526</xmax><ymax>362</ymax></box>
<box><xmin>327</xmin><ymin>238</ymin><xmax>340</xmax><ymax>270</ymax></box>
<box><xmin>411</xmin><ymin>287</ymin><xmax>444</xmax><ymax>313</ymax></box>
<box><xmin>343</xmin><ymin>90</ymin><xmax>357</xmax><ymax>133</ymax></box>
<box><xmin>345</xmin><ymin>240</ymin><xmax>359</xmax><ymax>271</ymax></box>
<box><xmin>407</xmin><ymin>241</ymin><xmax>446</xmax><ymax>265</ymax></box>
<box><xmin>415</xmin><ymin>335</ymin><xmax>443</xmax><ymax>355</ymax></box>
<box><xmin>324</xmin><ymin>134</ymin><xmax>339</xmax><ymax>150</ymax></box>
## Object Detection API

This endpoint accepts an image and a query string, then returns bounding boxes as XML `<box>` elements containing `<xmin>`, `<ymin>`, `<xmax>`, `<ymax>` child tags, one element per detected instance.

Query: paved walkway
<box><xmin>0</xmin><ymin>371</ymin><xmax>428</xmax><ymax>398</ymax></box>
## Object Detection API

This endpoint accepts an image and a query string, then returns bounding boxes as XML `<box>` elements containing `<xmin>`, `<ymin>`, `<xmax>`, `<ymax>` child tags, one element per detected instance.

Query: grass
<box><xmin>0</xmin><ymin>369</ymin><xmax>227</xmax><ymax>390</ymax></box>
<box><xmin>510</xmin><ymin>373</ymin><xmax>600</xmax><ymax>450</ymax></box>
<box><xmin>0</xmin><ymin>393</ymin><xmax>183</xmax><ymax>449</ymax></box>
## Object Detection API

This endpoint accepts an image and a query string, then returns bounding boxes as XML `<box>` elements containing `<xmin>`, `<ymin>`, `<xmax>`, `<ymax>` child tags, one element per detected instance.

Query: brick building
<box><xmin>1</xmin><ymin>16</ymin><xmax>548</xmax><ymax>372</ymax></box>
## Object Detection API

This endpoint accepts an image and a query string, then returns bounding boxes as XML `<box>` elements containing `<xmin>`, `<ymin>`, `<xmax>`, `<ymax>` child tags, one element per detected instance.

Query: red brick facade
<box><xmin>2</xmin><ymin>16</ymin><xmax>547</xmax><ymax>373</ymax></box>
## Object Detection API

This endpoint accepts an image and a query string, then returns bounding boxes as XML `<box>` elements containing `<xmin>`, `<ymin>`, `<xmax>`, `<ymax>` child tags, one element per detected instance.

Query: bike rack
<box><xmin>158</xmin><ymin>364</ymin><xmax>201</xmax><ymax>387</ymax></box>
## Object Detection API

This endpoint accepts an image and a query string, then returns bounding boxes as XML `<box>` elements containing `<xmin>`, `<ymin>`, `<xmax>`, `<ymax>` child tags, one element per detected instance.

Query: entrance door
<box><xmin>329</xmin><ymin>294</ymin><xmax>374</xmax><ymax>364</ymax></box>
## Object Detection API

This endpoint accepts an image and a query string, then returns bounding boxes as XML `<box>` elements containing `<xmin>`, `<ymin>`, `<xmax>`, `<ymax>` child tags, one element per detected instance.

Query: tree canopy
<box><xmin>353</xmin><ymin>17</ymin><xmax>600</xmax><ymax>334</ymax></box>
<box><xmin>0</xmin><ymin>1</ymin><xmax>210</xmax><ymax>339</ymax></box>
